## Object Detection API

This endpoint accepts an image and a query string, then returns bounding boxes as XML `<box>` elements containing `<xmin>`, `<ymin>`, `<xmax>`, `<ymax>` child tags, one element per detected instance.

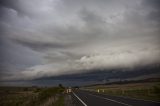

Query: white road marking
<box><xmin>83</xmin><ymin>89</ymin><xmax>160</xmax><ymax>104</ymax></box>
<box><xmin>89</xmin><ymin>94</ymin><xmax>132</xmax><ymax>106</ymax></box>
<box><xmin>72</xmin><ymin>92</ymin><xmax>87</xmax><ymax>106</ymax></box>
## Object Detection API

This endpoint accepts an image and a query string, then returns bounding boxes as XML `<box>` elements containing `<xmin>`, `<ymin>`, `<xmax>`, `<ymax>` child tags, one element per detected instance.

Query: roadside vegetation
<box><xmin>0</xmin><ymin>85</ymin><xmax>65</xmax><ymax>106</ymax></box>
<box><xmin>83</xmin><ymin>81</ymin><xmax>160</xmax><ymax>102</ymax></box>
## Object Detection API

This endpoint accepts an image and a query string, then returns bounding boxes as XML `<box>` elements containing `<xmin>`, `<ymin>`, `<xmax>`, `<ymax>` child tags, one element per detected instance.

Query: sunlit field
<box><xmin>83</xmin><ymin>80</ymin><xmax>160</xmax><ymax>102</ymax></box>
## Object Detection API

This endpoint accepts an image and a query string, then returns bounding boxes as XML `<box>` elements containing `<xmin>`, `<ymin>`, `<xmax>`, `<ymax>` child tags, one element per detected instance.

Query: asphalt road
<box><xmin>71</xmin><ymin>90</ymin><xmax>160</xmax><ymax>106</ymax></box>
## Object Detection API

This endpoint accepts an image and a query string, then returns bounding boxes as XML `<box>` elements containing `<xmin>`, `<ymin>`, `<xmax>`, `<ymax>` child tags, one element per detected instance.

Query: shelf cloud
<box><xmin>0</xmin><ymin>0</ymin><xmax>160</xmax><ymax>81</ymax></box>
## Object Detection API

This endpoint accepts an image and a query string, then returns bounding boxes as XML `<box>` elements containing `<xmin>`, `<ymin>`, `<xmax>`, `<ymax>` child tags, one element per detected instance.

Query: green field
<box><xmin>83</xmin><ymin>81</ymin><xmax>160</xmax><ymax>102</ymax></box>
<box><xmin>0</xmin><ymin>86</ymin><xmax>65</xmax><ymax>106</ymax></box>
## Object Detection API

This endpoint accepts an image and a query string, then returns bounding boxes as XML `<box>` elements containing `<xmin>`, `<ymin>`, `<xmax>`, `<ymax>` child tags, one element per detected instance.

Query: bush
<box><xmin>38</xmin><ymin>87</ymin><xmax>64</xmax><ymax>102</ymax></box>
<box><xmin>153</xmin><ymin>86</ymin><xmax>160</xmax><ymax>97</ymax></box>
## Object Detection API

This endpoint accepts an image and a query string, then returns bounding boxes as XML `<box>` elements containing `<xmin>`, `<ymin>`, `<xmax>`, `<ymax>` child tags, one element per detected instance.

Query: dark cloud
<box><xmin>80</xmin><ymin>8</ymin><xmax>106</xmax><ymax>26</ymax></box>
<box><xmin>142</xmin><ymin>0</ymin><xmax>160</xmax><ymax>26</ymax></box>
<box><xmin>0</xmin><ymin>0</ymin><xmax>23</xmax><ymax>15</ymax></box>
<box><xmin>143</xmin><ymin>0</ymin><xmax>160</xmax><ymax>9</ymax></box>
<box><xmin>0</xmin><ymin>35</ymin><xmax>43</xmax><ymax>81</ymax></box>
<box><xmin>0</xmin><ymin>0</ymin><xmax>19</xmax><ymax>10</ymax></box>
<box><xmin>148</xmin><ymin>11</ymin><xmax>160</xmax><ymax>25</ymax></box>
<box><xmin>14</xmin><ymin>39</ymin><xmax>70</xmax><ymax>51</ymax></box>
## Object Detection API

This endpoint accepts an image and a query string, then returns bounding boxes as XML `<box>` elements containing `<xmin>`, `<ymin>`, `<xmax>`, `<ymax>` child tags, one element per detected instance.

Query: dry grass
<box><xmin>0</xmin><ymin>86</ymin><xmax>65</xmax><ymax>106</ymax></box>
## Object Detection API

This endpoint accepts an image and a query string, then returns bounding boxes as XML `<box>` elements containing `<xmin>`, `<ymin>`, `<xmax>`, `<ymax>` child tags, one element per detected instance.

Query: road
<box><xmin>71</xmin><ymin>90</ymin><xmax>160</xmax><ymax>106</ymax></box>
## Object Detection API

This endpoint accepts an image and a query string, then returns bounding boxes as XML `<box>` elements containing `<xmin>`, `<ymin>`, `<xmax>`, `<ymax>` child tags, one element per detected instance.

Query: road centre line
<box><xmin>72</xmin><ymin>92</ymin><xmax>87</xmax><ymax>106</ymax></box>
<box><xmin>89</xmin><ymin>93</ymin><xmax>132</xmax><ymax>106</ymax></box>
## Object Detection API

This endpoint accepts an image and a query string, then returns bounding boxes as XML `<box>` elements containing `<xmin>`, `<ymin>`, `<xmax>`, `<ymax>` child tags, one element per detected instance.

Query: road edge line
<box><xmin>72</xmin><ymin>92</ymin><xmax>87</xmax><ymax>106</ymax></box>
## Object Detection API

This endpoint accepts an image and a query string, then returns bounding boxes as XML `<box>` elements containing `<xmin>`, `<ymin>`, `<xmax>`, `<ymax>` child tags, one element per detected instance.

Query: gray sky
<box><xmin>0</xmin><ymin>0</ymin><xmax>160</xmax><ymax>81</ymax></box>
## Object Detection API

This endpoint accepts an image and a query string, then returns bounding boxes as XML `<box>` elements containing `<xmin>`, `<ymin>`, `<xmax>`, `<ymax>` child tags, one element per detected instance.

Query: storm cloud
<box><xmin>0</xmin><ymin>0</ymin><xmax>160</xmax><ymax>81</ymax></box>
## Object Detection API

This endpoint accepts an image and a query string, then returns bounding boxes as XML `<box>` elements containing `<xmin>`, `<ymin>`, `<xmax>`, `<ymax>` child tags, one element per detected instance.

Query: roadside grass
<box><xmin>38</xmin><ymin>87</ymin><xmax>64</xmax><ymax>102</ymax></box>
<box><xmin>53</xmin><ymin>95</ymin><xmax>64</xmax><ymax>106</ymax></box>
<box><xmin>0</xmin><ymin>87</ymin><xmax>38</xmax><ymax>106</ymax></box>
<box><xmin>0</xmin><ymin>86</ymin><xmax>65</xmax><ymax>106</ymax></box>
<box><xmin>83</xmin><ymin>82</ymin><xmax>160</xmax><ymax>102</ymax></box>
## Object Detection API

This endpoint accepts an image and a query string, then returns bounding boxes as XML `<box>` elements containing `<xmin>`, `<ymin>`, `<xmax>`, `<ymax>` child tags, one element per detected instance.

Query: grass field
<box><xmin>83</xmin><ymin>81</ymin><xmax>160</xmax><ymax>102</ymax></box>
<box><xmin>0</xmin><ymin>86</ymin><xmax>65</xmax><ymax>106</ymax></box>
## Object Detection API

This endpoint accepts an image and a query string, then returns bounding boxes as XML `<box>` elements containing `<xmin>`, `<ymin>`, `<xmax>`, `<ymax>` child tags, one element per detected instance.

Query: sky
<box><xmin>0</xmin><ymin>0</ymin><xmax>160</xmax><ymax>82</ymax></box>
